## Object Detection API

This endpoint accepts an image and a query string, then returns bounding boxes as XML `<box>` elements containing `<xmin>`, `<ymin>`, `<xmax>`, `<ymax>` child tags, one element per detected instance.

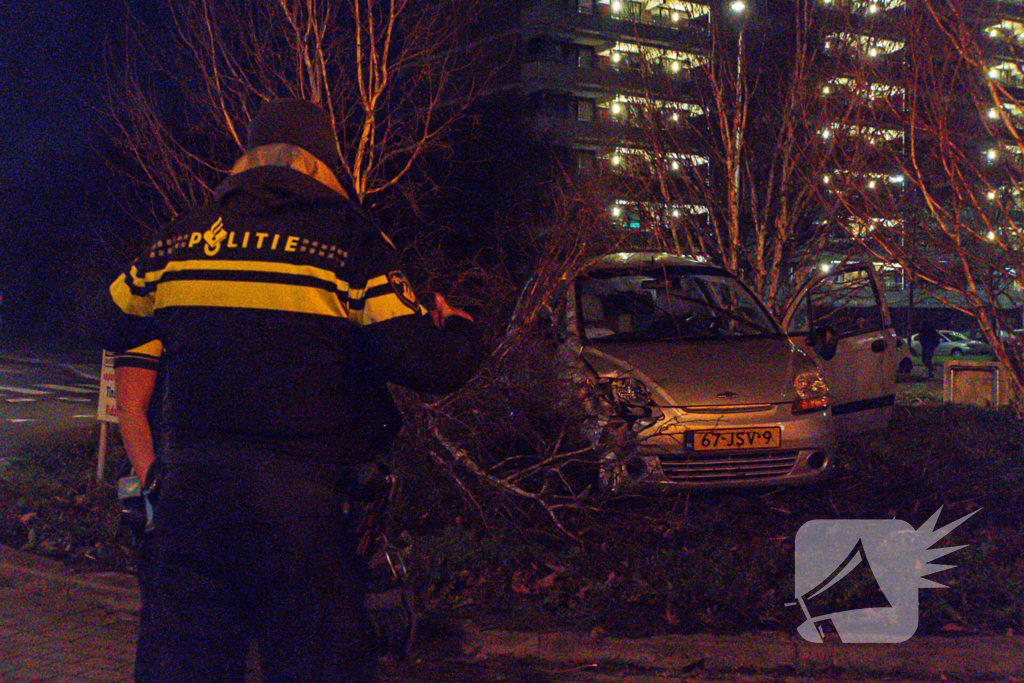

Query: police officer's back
<box><xmin>93</xmin><ymin>98</ymin><xmax>485</xmax><ymax>683</ymax></box>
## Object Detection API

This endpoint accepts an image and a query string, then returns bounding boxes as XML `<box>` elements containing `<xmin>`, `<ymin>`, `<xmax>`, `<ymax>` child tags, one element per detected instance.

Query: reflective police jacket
<box><xmin>93</xmin><ymin>145</ymin><xmax>485</xmax><ymax>462</ymax></box>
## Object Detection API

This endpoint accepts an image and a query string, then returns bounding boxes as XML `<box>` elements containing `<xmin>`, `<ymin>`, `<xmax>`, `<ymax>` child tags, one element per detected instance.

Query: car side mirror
<box><xmin>807</xmin><ymin>325</ymin><xmax>839</xmax><ymax>361</ymax></box>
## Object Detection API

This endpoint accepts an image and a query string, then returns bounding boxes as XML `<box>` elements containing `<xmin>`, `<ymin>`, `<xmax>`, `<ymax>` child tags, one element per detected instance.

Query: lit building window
<box><xmin>822</xmin><ymin>32</ymin><xmax>904</xmax><ymax>61</ymax></box>
<box><xmin>987</xmin><ymin>61</ymin><xmax>1024</xmax><ymax>86</ymax></box>
<box><xmin>985</xmin><ymin>101</ymin><xmax>1024</xmax><ymax>124</ymax></box>
<box><xmin>983</xmin><ymin>19</ymin><xmax>1024</xmax><ymax>44</ymax></box>
<box><xmin>597</xmin><ymin>41</ymin><xmax>707</xmax><ymax>75</ymax></box>
<box><xmin>594</xmin><ymin>1</ymin><xmax>710</xmax><ymax>28</ymax></box>
<box><xmin>819</xmin><ymin>122</ymin><xmax>904</xmax><ymax>144</ymax></box>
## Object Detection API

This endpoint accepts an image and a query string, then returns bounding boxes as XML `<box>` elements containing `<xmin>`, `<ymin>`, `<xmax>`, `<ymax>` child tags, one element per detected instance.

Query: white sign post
<box><xmin>95</xmin><ymin>351</ymin><xmax>119</xmax><ymax>482</ymax></box>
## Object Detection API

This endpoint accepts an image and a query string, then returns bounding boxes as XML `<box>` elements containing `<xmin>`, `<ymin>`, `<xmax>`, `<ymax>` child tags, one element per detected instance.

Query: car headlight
<box><xmin>793</xmin><ymin>368</ymin><xmax>829</xmax><ymax>414</ymax></box>
<box><xmin>609</xmin><ymin>377</ymin><xmax>652</xmax><ymax>406</ymax></box>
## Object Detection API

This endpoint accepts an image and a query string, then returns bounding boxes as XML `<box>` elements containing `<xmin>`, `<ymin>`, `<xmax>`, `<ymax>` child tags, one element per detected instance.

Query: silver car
<box><xmin>552</xmin><ymin>253</ymin><xmax>837</xmax><ymax>491</ymax></box>
<box><xmin>909</xmin><ymin>330</ymin><xmax>991</xmax><ymax>357</ymax></box>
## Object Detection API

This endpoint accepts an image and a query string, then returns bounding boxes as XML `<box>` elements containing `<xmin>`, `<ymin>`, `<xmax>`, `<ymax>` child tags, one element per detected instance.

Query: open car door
<box><xmin>782</xmin><ymin>264</ymin><xmax>900</xmax><ymax>436</ymax></box>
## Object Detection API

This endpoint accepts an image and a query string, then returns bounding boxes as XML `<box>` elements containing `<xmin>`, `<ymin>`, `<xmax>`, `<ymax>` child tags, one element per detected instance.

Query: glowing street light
<box><xmin>821</xmin><ymin>263</ymin><xmax>832</xmax><ymax>273</ymax></box>
<box><xmin>730</xmin><ymin>0</ymin><xmax>747</xmax><ymax>14</ymax></box>
<box><xmin>611</xmin><ymin>206</ymin><xmax>622</xmax><ymax>217</ymax></box>
<box><xmin>986</xmin><ymin>147</ymin><xmax>999</xmax><ymax>162</ymax></box>
<box><xmin>987</xmin><ymin>190</ymin><xmax>998</xmax><ymax>200</ymax></box>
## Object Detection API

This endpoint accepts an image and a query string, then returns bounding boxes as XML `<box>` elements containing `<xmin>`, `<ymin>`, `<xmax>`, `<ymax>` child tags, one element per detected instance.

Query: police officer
<box><xmin>92</xmin><ymin>98</ymin><xmax>484</xmax><ymax>683</ymax></box>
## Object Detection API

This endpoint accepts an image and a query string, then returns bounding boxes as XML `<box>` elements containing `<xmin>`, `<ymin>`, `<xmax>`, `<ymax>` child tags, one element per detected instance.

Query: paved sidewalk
<box><xmin>1</xmin><ymin>550</ymin><xmax>136</xmax><ymax>683</ymax></box>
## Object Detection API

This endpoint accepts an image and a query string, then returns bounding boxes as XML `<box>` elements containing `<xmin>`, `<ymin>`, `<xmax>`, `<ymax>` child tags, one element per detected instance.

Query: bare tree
<box><xmin>606</xmin><ymin>0</ymin><xmax>870</xmax><ymax>311</ymax></box>
<box><xmin>103</xmin><ymin>0</ymin><xmax>497</xmax><ymax>228</ymax></box>
<box><xmin>836</xmin><ymin>0</ymin><xmax>1024</xmax><ymax>415</ymax></box>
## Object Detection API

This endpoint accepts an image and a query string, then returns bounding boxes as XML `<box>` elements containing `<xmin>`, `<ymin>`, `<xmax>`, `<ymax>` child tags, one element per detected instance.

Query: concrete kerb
<box><xmin>461</xmin><ymin>626</ymin><xmax>1024</xmax><ymax>678</ymax></box>
<box><xmin>0</xmin><ymin>352</ymin><xmax>101</xmax><ymax>382</ymax></box>
<box><xmin>0</xmin><ymin>545</ymin><xmax>140</xmax><ymax>614</ymax></box>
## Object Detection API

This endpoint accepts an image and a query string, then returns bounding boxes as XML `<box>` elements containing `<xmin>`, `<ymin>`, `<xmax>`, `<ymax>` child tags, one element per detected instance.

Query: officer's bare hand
<box><xmin>431</xmin><ymin>293</ymin><xmax>474</xmax><ymax>327</ymax></box>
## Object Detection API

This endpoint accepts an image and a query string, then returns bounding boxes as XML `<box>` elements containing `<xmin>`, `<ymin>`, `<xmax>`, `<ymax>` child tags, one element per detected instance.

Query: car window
<box><xmin>788</xmin><ymin>270</ymin><xmax>884</xmax><ymax>339</ymax></box>
<box><xmin>577</xmin><ymin>266</ymin><xmax>779</xmax><ymax>342</ymax></box>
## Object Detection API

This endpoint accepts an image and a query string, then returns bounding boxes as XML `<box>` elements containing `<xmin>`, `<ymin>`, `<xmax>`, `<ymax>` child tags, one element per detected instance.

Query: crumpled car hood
<box><xmin>582</xmin><ymin>337</ymin><xmax>810</xmax><ymax>407</ymax></box>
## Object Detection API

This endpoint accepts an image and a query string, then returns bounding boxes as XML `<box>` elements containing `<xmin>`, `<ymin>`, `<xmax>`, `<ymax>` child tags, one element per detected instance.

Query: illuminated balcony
<box><xmin>823</xmin><ymin>32</ymin><xmax>904</xmax><ymax>61</ymax></box>
<box><xmin>581</xmin><ymin>0</ymin><xmax>710</xmax><ymax>30</ymax></box>
<box><xmin>819</xmin><ymin>122</ymin><xmax>904</xmax><ymax>145</ymax></box>
<box><xmin>986</xmin><ymin>60</ymin><xmax>1024</xmax><ymax>87</ymax></box>
<box><xmin>984</xmin><ymin>19</ymin><xmax>1024</xmax><ymax>45</ymax></box>
<box><xmin>597</xmin><ymin>40</ymin><xmax>708</xmax><ymax>79</ymax></box>
<box><xmin>817</xmin><ymin>0</ymin><xmax>905</xmax><ymax>16</ymax></box>
<box><xmin>820</xmin><ymin>77</ymin><xmax>905</xmax><ymax>108</ymax></box>
<box><xmin>597</xmin><ymin>95</ymin><xmax>706</xmax><ymax>126</ymax></box>
<box><xmin>599</xmin><ymin>146</ymin><xmax>709</xmax><ymax>174</ymax></box>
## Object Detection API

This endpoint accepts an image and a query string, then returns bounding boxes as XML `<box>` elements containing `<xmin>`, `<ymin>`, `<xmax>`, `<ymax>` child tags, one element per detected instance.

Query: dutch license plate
<box><xmin>692</xmin><ymin>427</ymin><xmax>782</xmax><ymax>451</ymax></box>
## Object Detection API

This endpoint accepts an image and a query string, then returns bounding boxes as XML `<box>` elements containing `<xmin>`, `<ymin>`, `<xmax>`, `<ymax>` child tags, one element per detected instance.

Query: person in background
<box><xmin>919</xmin><ymin>321</ymin><xmax>941</xmax><ymax>380</ymax></box>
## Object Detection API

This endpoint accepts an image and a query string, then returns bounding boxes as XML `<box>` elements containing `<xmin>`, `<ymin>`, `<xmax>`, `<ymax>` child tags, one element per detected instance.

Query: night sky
<box><xmin>1</xmin><ymin>0</ymin><xmax>131</xmax><ymax>340</ymax></box>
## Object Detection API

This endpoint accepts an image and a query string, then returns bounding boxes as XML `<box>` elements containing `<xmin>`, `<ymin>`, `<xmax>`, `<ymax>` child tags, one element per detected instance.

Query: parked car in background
<box><xmin>965</xmin><ymin>329</ymin><xmax>1018</xmax><ymax>347</ymax></box>
<box><xmin>909</xmin><ymin>330</ymin><xmax>990</xmax><ymax>357</ymax></box>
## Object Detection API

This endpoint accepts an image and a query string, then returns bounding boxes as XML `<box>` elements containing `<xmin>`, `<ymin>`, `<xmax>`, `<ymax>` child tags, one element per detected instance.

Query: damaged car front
<box><xmin>558</xmin><ymin>253</ymin><xmax>836</xmax><ymax>492</ymax></box>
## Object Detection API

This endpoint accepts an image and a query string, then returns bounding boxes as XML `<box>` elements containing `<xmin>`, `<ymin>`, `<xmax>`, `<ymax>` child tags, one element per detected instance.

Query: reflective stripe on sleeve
<box><xmin>110</xmin><ymin>276</ymin><xmax>155</xmax><ymax>318</ymax></box>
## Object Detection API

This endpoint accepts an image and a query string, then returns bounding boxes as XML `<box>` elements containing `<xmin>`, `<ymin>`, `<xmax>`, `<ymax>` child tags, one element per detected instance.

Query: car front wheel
<box><xmin>898</xmin><ymin>357</ymin><xmax>913</xmax><ymax>375</ymax></box>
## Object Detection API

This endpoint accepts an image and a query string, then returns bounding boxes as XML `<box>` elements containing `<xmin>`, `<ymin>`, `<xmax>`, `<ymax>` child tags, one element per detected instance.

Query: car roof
<box><xmin>583</xmin><ymin>252</ymin><xmax>726</xmax><ymax>274</ymax></box>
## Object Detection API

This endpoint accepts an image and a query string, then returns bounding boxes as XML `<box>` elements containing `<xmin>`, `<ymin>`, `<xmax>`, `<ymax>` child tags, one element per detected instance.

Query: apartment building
<box><xmin>517</xmin><ymin>0</ymin><xmax>713</xmax><ymax>247</ymax></box>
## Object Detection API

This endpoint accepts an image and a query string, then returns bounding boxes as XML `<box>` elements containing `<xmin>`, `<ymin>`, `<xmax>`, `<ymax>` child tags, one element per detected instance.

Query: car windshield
<box><xmin>577</xmin><ymin>266</ymin><xmax>780</xmax><ymax>342</ymax></box>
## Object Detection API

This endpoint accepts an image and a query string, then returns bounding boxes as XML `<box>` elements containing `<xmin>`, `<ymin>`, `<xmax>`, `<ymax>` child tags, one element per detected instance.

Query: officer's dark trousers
<box><xmin>134</xmin><ymin>452</ymin><xmax>375</xmax><ymax>683</ymax></box>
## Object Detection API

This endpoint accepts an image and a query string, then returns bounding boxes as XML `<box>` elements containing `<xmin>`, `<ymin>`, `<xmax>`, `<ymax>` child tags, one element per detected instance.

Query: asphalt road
<box><xmin>0</xmin><ymin>356</ymin><xmax>100</xmax><ymax>459</ymax></box>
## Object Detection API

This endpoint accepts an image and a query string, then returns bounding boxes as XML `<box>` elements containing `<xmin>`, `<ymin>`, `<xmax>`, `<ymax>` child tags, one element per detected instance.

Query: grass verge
<box><xmin>2</xmin><ymin>405</ymin><xmax>1021</xmax><ymax>638</ymax></box>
